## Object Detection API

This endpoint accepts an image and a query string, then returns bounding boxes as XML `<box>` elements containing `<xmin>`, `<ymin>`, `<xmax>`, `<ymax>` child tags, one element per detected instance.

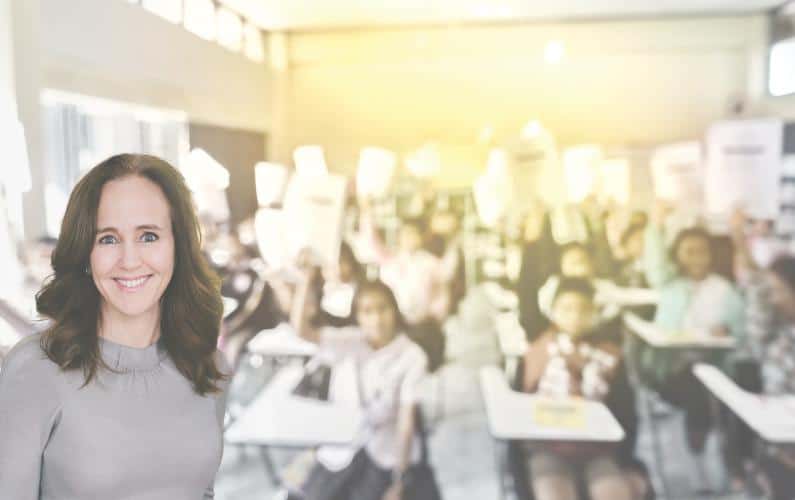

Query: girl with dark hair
<box><xmin>0</xmin><ymin>154</ymin><xmax>230</xmax><ymax>500</ymax></box>
<box><xmin>640</xmin><ymin>201</ymin><xmax>744</xmax><ymax>454</ymax></box>
<box><xmin>288</xmin><ymin>270</ymin><xmax>430</xmax><ymax>500</ymax></box>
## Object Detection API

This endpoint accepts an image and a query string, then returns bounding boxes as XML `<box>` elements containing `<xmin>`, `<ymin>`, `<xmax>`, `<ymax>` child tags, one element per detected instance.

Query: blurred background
<box><xmin>2</xmin><ymin>1</ymin><xmax>795</xmax><ymax>499</ymax></box>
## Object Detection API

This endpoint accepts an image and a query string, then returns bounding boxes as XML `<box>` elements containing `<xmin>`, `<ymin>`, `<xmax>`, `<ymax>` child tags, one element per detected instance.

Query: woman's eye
<box><xmin>141</xmin><ymin>232</ymin><xmax>159</xmax><ymax>243</ymax></box>
<box><xmin>98</xmin><ymin>235</ymin><xmax>118</xmax><ymax>245</ymax></box>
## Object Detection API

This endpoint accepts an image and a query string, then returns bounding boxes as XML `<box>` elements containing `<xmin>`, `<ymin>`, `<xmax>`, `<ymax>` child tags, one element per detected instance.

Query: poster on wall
<box><xmin>650</xmin><ymin>141</ymin><xmax>703</xmax><ymax>209</ymax></box>
<box><xmin>705</xmin><ymin>119</ymin><xmax>784</xmax><ymax>222</ymax></box>
<box><xmin>283</xmin><ymin>173</ymin><xmax>348</xmax><ymax>266</ymax></box>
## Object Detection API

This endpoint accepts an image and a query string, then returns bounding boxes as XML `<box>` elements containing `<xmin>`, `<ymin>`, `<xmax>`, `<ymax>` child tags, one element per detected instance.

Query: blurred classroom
<box><xmin>3</xmin><ymin>1</ymin><xmax>795</xmax><ymax>499</ymax></box>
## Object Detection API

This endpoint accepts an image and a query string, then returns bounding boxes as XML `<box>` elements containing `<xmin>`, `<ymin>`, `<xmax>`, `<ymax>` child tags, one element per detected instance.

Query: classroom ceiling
<box><xmin>219</xmin><ymin>0</ymin><xmax>786</xmax><ymax>31</ymax></box>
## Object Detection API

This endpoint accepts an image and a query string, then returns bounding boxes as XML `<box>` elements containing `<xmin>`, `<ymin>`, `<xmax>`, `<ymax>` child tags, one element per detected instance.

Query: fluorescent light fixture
<box><xmin>254</xmin><ymin>162</ymin><xmax>289</xmax><ymax>206</ymax></box>
<box><xmin>544</xmin><ymin>40</ymin><xmax>565</xmax><ymax>64</ymax></box>
<box><xmin>293</xmin><ymin>145</ymin><xmax>328</xmax><ymax>177</ymax></box>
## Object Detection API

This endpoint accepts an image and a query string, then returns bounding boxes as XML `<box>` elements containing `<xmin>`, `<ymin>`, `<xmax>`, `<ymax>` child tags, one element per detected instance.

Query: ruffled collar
<box><xmin>98</xmin><ymin>335</ymin><xmax>168</xmax><ymax>372</ymax></box>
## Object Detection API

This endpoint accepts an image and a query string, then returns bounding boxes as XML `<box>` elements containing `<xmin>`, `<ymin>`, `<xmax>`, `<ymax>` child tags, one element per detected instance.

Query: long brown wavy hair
<box><xmin>36</xmin><ymin>154</ymin><xmax>227</xmax><ymax>395</ymax></box>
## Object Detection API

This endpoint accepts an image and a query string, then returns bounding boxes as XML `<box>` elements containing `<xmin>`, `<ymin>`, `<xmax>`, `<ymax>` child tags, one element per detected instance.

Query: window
<box><xmin>184</xmin><ymin>0</ymin><xmax>216</xmax><ymax>41</ymax></box>
<box><xmin>216</xmin><ymin>7</ymin><xmax>243</xmax><ymax>52</ymax></box>
<box><xmin>129</xmin><ymin>0</ymin><xmax>265</xmax><ymax>64</ymax></box>
<box><xmin>243</xmin><ymin>22</ymin><xmax>265</xmax><ymax>62</ymax></box>
<box><xmin>769</xmin><ymin>4</ymin><xmax>795</xmax><ymax>97</ymax></box>
<box><xmin>141</xmin><ymin>0</ymin><xmax>182</xmax><ymax>24</ymax></box>
<box><xmin>770</xmin><ymin>38</ymin><xmax>795</xmax><ymax>97</ymax></box>
<box><xmin>40</xmin><ymin>90</ymin><xmax>189</xmax><ymax>237</ymax></box>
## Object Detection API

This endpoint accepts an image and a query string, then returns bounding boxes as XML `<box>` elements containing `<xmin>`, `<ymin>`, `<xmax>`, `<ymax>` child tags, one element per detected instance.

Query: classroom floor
<box><xmin>215</xmin><ymin>286</ymin><xmax>761</xmax><ymax>500</ymax></box>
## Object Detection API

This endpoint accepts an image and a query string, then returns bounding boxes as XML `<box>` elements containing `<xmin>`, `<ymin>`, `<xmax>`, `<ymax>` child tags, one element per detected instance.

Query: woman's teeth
<box><xmin>114</xmin><ymin>276</ymin><xmax>151</xmax><ymax>290</ymax></box>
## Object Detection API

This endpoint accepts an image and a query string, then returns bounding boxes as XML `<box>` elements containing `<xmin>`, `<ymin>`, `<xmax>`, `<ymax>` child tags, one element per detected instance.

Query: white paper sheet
<box><xmin>651</xmin><ymin>141</ymin><xmax>703</xmax><ymax>209</ymax></box>
<box><xmin>705</xmin><ymin>119</ymin><xmax>784</xmax><ymax>220</ymax></box>
<box><xmin>283</xmin><ymin>173</ymin><xmax>348</xmax><ymax>266</ymax></box>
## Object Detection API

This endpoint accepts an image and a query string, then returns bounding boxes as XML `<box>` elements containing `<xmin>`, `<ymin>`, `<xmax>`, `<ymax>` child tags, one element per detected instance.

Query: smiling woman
<box><xmin>0</xmin><ymin>154</ymin><xmax>230</xmax><ymax>500</ymax></box>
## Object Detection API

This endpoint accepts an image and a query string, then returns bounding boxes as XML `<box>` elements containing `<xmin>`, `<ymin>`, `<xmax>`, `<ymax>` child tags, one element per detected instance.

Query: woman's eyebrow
<box><xmin>96</xmin><ymin>224</ymin><xmax>163</xmax><ymax>233</ymax></box>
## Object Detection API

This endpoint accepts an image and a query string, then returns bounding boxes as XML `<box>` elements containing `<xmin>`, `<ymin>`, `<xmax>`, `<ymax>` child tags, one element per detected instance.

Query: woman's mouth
<box><xmin>113</xmin><ymin>275</ymin><xmax>153</xmax><ymax>292</ymax></box>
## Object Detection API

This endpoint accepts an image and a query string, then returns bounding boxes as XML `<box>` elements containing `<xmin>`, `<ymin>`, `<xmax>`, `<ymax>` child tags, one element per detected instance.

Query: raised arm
<box><xmin>289</xmin><ymin>265</ymin><xmax>324</xmax><ymax>344</ymax></box>
<box><xmin>643</xmin><ymin>201</ymin><xmax>677</xmax><ymax>288</ymax></box>
<box><xmin>729</xmin><ymin>207</ymin><xmax>759</xmax><ymax>285</ymax></box>
<box><xmin>357</xmin><ymin>197</ymin><xmax>393</xmax><ymax>265</ymax></box>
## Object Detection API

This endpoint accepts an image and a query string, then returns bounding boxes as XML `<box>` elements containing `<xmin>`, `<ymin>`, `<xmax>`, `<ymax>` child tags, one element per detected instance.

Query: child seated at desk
<box><xmin>522</xmin><ymin>277</ymin><xmax>637</xmax><ymax>500</ymax></box>
<box><xmin>537</xmin><ymin>242</ymin><xmax>638</xmax><ymax>336</ymax></box>
<box><xmin>287</xmin><ymin>269</ymin><xmax>431</xmax><ymax>500</ymax></box>
<box><xmin>732</xmin><ymin>209</ymin><xmax>795</xmax><ymax>497</ymax></box>
<box><xmin>640</xmin><ymin>201</ymin><xmax>745</xmax><ymax>453</ymax></box>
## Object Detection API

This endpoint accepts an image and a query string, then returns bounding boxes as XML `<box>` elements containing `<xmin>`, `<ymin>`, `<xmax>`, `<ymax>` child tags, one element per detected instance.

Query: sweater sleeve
<box><xmin>0</xmin><ymin>336</ymin><xmax>62</xmax><ymax>500</ymax></box>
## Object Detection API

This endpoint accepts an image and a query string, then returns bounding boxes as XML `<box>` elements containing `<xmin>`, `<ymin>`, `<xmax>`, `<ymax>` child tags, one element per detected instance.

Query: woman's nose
<box><xmin>120</xmin><ymin>241</ymin><xmax>143</xmax><ymax>269</ymax></box>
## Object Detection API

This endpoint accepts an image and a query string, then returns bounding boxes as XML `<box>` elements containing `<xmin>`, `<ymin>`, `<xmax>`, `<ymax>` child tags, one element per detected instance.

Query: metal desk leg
<box><xmin>259</xmin><ymin>446</ymin><xmax>282</xmax><ymax>487</ymax></box>
<box><xmin>492</xmin><ymin>438</ymin><xmax>508</xmax><ymax>500</ymax></box>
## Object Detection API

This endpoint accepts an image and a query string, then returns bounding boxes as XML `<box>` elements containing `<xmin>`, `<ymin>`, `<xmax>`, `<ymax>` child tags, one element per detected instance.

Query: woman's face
<box><xmin>356</xmin><ymin>290</ymin><xmax>398</xmax><ymax>347</ymax></box>
<box><xmin>560</xmin><ymin>248</ymin><xmax>594</xmax><ymax>278</ymax></box>
<box><xmin>769</xmin><ymin>272</ymin><xmax>795</xmax><ymax>322</ymax></box>
<box><xmin>676</xmin><ymin>235</ymin><xmax>711</xmax><ymax>280</ymax></box>
<box><xmin>90</xmin><ymin>176</ymin><xmax>175</xmax><ymax>320</ymax></box>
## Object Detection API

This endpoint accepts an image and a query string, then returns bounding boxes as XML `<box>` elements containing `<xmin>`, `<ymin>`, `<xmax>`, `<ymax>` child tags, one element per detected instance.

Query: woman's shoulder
<box><xmin>1</xmin><ymin>332</ymin><xmax>57</xmax><ymax>376</ymax></box>
<box><xmin>0</xmin><ymin>332</ymin><xmax>65</xmax><ymax>399</ymax></box>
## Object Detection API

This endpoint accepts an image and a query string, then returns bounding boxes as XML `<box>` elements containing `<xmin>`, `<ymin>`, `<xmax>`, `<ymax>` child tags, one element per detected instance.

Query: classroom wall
<box><xmin>279</xmin><ymin>15</ymin><xmax>769</xmax><ymax>190</ymax></box>
<box><xmin>37</xmin><ymin>0</ymin><xmax>272</xmax><ymax>133</ymax></box>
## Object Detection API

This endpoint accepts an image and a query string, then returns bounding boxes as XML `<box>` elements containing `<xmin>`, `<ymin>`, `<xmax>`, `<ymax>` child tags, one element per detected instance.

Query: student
<box><xmin>288</xmin><ymin>272</ymin><xmax>430</xmax><ymax>500</ymax></box>
<box><xmin>425</xmin><ymin>209</ymin><xmax>466</xmax><ymax>315</ymax></box>
<box><xmin>358</xmin><ymin>200</ymin><xmax>449</xmax><ymax>326</ymax></box>
<box><xmin>640</xmin><ymin>201</ymin><xmax>745</xmax><ymax>453</ymax></box>
<box><xmin>522</xmin><ymin>277</ymin><xmax>636</xmax><ymax>500</ymax></box>
<box><xmin>731</xmin><ymin>209</ymin><xmax>795</xmax><ymax>497</ymax></box>
<box><xmin>517</xmin><ymin>204</ymin><xmax>560</xmax><ymax>341</ymax></box>
<box><xmin>616</xmin><ymin>222</ymin><xmax>648</xmax><ymax>288</ymax></box>
<box><xmin>0</xmin><ymin>154</ymin><xmax>230</xmax><ymax>500</ymax></box>
<box><xmin>537</xmin><ymin>242</ymin><xmax>628</xmax><ymax>328</ymax></box>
